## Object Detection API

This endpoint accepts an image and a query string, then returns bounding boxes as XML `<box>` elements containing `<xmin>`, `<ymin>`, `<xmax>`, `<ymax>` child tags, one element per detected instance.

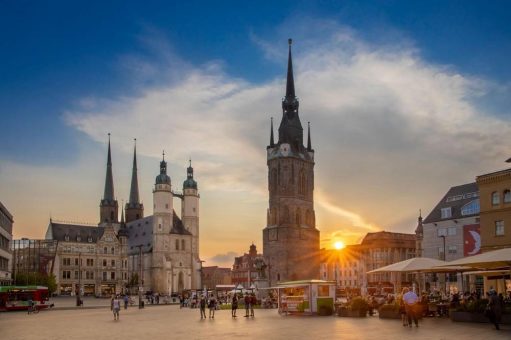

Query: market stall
<box><xmin>275</xmin><ymin>280</ymin><xmax>335</xmax><ymax>315</ymax></box>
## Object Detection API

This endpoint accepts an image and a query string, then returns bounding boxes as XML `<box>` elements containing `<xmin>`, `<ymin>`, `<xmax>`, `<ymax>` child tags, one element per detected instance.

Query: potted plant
<box><xmin>378</xmin><ymin>303</ymin><xmax>401</xmax><ymax>319</ymax></box>
<box><xmin>348</xmin><ymin>297</ymin><xmax>369</xmax><ymax>317</ymax></box>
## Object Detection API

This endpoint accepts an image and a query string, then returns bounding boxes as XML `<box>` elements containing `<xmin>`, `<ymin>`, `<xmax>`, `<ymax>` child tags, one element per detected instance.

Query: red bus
<box><xmin>0</xmin><ymin>286</ymin><xmax>52</xmax><ymax>312</ymax></box>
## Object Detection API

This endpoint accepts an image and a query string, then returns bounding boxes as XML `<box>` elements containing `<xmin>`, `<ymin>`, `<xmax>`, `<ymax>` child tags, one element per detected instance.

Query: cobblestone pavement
<box><xmin>1</xmin><ymin>306</ymin><xmax>509</xmax><ymax>340</ymax></box>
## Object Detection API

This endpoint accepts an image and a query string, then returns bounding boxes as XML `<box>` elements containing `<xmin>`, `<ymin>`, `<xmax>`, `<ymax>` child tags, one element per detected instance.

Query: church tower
<box><xmin>125</xmin><ymin>139</ymin><xmax>144</xmax><ymax>222</ymax></box>
<box><xmin>263</xmin><ymin>39</ymin><xmax>320</xmax><ymax>282</ymax></box>
<box><xmin>182</xmin><ymin>160</ymin><xmax>200</xmax><ymax>288</ymax></box>
<box><xmin>100</xmin><ymin>133</ymin><xmax>119</xmax><ymax>224</ymax></box>
<box><xmin>152</xmin><ymin>152</ymin><xmax>173</xmax><ymax>293</ymax></box>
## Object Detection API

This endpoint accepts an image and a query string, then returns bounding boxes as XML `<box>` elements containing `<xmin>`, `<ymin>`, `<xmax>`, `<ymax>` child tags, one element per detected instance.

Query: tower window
<box><xmin>165</xmin><ymin>204</ymin><xmax>169</xmax><ymax>209</ymax></box>
<box><xmin>175</xmin><ymin>239</ymin><xmax>179</xmax><ymax>250</ymax></box>
<box><xmin>181</xmin><ymin>239</ymin><xmax>185</xmax><ymax>250</ymax></box>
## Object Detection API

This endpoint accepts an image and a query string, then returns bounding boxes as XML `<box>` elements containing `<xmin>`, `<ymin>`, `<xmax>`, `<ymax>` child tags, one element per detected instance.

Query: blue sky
<box><xmin>1</xmin><ymin>1</ymin><xmax>511</xmax><ymax>265</ymax></box>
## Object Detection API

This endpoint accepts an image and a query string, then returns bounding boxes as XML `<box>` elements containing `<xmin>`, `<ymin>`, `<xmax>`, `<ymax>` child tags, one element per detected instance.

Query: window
<box><xmin>492</xmin><ymin>192</ymin><xmax>500</xmax><ymax>206</ymax></box>
<box><xmin>437</xmin><ymin>228</ymin><xmax>447</xmax><ymax>237</ymax></box>
<box><xmin>165</xmin><ymin>204</ymin><xmax>169</xmax><ymax>209</ymax></box>
<box><xmin>63</xmin><ymin>258</ymin><xmax>71</xmax><ymax>266</ymax></box>
<box><xmin>111</xmin><ymin>272</ymin><xmax>115</xmax><ymax>280</ymax></box>
<box><xmin>495</xmin><ymin>220</ymin><xmax>505</xmax><ymax>236</ymax></box>
<box><xmin>438</xmin><ymin>247</ymin><xmax>445</xmax><ymax>259</ymax></box>
<box><xmin>175</xmin><ymin>239</ymin><xmax>179</xmax><ymax>251</ymax></box>
<box><xmin>504</xmin><ymin>190</ymin><xmax>511</xmax><ymax>203</ymax></box>
<box><xmin>447</xmin><ymin>227</ymin><xmax>457</xmax><ymax>236</ymax></box>
<box><xmin>448</xmin><ymin>245</ymin><xmax>457</xmax><ymax>254</ymax></box>
<box><xmin>461</xmin><ymin>199</ymin><xmax>480</xmax><ymax>216</ymax></box>
<box><xmin>111</xmin><ymin>247</ymin><xmax>115</xmax><ymax>254</ymax></box>
<box><xmin>74</xmin><ymin>271</ymin><xmax>79</xmax><ymax>279</ymax></box>
<box><xmin>440</xmin><ymin>207</ymin><xmax>452</xmax><ymax>219</ymax></box>
<box><xmin>103</xmin><ymin>272</ymin><xmax>107</xmax><ymax>280</ymax></box>
<box><xmin>111</xmin><ymin>260</ymin><xmax>115</xmax><ymax>267</ymax></box>
<box><xmin>87</xmin><ymin>259</ymin><xmax>93</xmax><ymax>266</ymax></box>
<box><xmin>62</xmin><ymin>271</ymin><xmax>71</xmax><ymax>279</ymax></box>
<box><xmin>75</xmin><ymin>258</ymin><xmax>79</xmax><ymax>266</ymax></box>
<box><xmin>104</xmin><ymin>247</ymin><xmax>108</xmax><ymax>254</ymax></box>
<box><xmin>181</xmin><ymin>239</ymin><xmax>185</xmax><ymax>251</ymax></box>
<box><xmin>103</xmin><ymin>260</ymin><xmax>107</xmax><ymax>267</ymax></box>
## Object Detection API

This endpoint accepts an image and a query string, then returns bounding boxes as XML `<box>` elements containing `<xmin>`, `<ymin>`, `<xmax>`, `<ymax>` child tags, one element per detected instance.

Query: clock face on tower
<box><xmin>269</xmin><ymin>228</ymin><xmax>278</xmax><ymax>241</ymax></box>
<box><xmin>280</xmin><ymin>143</ymin><xmax>290</xmax><ymax>157</ymax></box>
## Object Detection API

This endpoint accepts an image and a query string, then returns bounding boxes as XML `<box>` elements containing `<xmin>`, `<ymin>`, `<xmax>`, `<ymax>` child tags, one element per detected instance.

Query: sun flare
<box><xmin>334</xmin><ymin>241</ymin><xmax>345</xmax><ymax>250</ymax></box>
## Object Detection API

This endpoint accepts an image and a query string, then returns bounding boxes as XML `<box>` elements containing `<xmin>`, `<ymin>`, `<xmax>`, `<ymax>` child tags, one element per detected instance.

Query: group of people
<box><xmin>199</xmin><ymin>295</ymin><xmax>217</xmax><ymax>319</ymax></box>
<box><xmin>230</xmin><ymin>293</ymin><xmax>256</xmax><ymax>318</ymax></box>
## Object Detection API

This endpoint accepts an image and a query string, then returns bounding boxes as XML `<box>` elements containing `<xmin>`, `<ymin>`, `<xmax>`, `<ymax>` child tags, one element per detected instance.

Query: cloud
<box><xmin>8</xmin><ymin>17</ymin><xmax>511</xmax><ymax>254</ymax></box>
<box><xmin>206</xmin><ymin>251</ymin><xmax>239</xmax><ymax>267</ymax></box>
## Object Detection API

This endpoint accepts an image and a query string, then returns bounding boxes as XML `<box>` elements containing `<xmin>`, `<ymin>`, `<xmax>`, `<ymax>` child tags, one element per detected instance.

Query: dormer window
<box><xmin>504</xmin><ymin>190</ymin><xmax>511</xmax><ymax>203</ymax></box>
<box><xmin>64</xmin><ymin>235</ymin><xmax>70</xmax><ymax>242</ymax></box>
<box><xmin>440</xmin><ymin>207</ymin><xmax>452</xmax><ymax>219</ymax></box>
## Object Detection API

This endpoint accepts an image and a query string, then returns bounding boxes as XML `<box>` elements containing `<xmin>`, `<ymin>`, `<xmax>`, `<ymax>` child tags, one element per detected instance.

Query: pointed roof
<box><xmin>128</xmin><ymin>139</ymin><xmax>140</xmax><ymax>205</ymax></box>
<box><xmin>269</xmin><ymin>117</ymin><xmax>275</xmax><ymax>148</ymax></box>
<box><xmin>285</xmin><ymin>38</ymin><xmax>295</xmax><ymax>99</ymax></box>
<box><xmin>307</xmin><ymin>121</ymin><xmax>312</xmax><ymax>151</ymax></box>
<box><xmin>415</xmin><ymin>210</ymin><xmax>423</xmax><ymax>236</ymax></box>
<box><xmin>278</xmin><ymin>38</ymin><xmax>303</xmax><ymax>148</ymax></box>
<box><xmin>103</xmin><ymin>133</ymin><xmax>115</xmax><ymax>202</ymax></box>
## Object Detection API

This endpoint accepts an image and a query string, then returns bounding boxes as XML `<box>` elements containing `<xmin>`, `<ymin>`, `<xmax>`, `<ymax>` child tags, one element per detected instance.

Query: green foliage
<box><xmin>349</xmin><ymin>297</ymin><xmax>369</xmax><ymax>312</ymax></box>
<box><xmin>317</xmin><ymin>298</ymin><xmax>334</xmax><ymax>316</ymax></box>
<box><xmin>455</xmin><ymin>299</ymin><xmax>489</xmax><ymax>313</ymax></box>
<box><xmin>378</xmin><ymin>303</ymin><xmax>400</xmax><ymax>313</ymax></box>
<box><xmin>13</xmin><ymin>272</ymin><xmax>57</xmax><ymax>294</ymax></box>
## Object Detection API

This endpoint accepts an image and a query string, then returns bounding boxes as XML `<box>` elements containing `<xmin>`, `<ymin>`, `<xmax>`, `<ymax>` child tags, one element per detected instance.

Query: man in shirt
<box><xmin>403</xmin><ymin>288</ymin><xmax>419</xmax><ymax>327</ymax></box>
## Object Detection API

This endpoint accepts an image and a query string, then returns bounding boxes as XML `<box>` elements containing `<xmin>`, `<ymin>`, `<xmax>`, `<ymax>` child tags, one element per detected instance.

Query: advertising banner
<box><xmin>463</xmin><ymin>224</ymin><xmax>481</xmax><ymax>256</ymax></box>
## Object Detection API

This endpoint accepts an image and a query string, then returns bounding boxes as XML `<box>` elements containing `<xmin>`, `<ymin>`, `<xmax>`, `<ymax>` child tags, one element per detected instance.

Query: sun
<box><xmin>334</xmin><ymin>241</ymin><xmax>345</xmax><ymax>250</ymax></box>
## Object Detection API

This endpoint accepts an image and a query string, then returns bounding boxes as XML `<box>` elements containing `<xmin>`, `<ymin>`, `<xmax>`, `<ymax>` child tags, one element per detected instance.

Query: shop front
<box><xmin>276</xmin><ymin>280</ymin><xmax>335</xmax><ymax>315</ymax></box>
<box><xmin>100</xmin><ymin>284</ymin><xmax>116</xmax><ymax>297</ymax></box>
<box><xmin>83</xmin><ymin>284</ymin><xmax>95</xmax><ymax>296</ymax></box>
<box><xmin>59</xmin><ymin>284</ymin><xmax>73</xmax><ymax>296</ymax></box>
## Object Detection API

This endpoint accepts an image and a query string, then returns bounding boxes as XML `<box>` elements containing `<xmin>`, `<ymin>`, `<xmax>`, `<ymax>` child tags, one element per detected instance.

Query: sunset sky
<box><xmin>1</xmin><ymin>1</ymin><xmax>511</xmax><ymax>267</ymax></box>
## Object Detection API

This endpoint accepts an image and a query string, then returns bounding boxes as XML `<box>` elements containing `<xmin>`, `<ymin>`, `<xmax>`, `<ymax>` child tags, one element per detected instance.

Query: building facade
<box><xmin>0</xmin><ymin>202</ymin><xmax>13</xmax><ymax>285</ymax></box>
<box><xmin>232</xmin><ymin>244</ymin><xmax>264</xmax><ymax>288</ymax></box>
<box><xmin>45</xmin><ymin>137</ymin><xmax>202</xmax><ymax>295</ymax></box>
<box><xmin>476</xmin><ymin>168</ymin><xmax>511</xmax><ymax>251</ymax></box>
<box><xmin>422</xmin><ymin>182</ymin><xmax>480</xmax><ymax>293</ymax></box>
<box><xmin>202</xmin><ymin>266</ymin><xmax>232</xmax><ymax>289</ymax></box>
<box><xmin>263</xmin><ymin>39</ymin><xmax>320</xmax><ymax>283</ymax></box>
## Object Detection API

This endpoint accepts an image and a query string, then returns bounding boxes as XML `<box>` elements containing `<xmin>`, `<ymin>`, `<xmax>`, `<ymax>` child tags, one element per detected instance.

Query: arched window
<box><xmin>282</xmin><ymin>206</ymin><xmax>290</xmax><ymax>224</ymax></box>
<box><xmin>110</xmin><ymin>211</ymin><xmax>114</xmax><ymax>221</ymax></box>
<box><xmin>181</xmin><ymin>239</ymin><xmax>185</xmax><ymax>250</ymax></box>
<box><xmin>492</xmin><ymin>191</ymin><xmax>500</xmax><ymax>206</ymax></box>
<box><xmin>175</xmin><ymin>239</ymin><xmax>179</xmax><ymax>251</ymax></box>
<box><xmin>103</xmin><ymin>247</ymin><xmax>107</xmax><ymax>254</ymax></box>
<box><xmin>111</xmin><ymin>247</ymin><xmax>115</xmax><ymax>254</ymax></box>
<box><xmin>504</xmin><ymin>190</ymin><xmax>511</xmax><ymax>203</ymax></box>
<box><xmin>271</xmin><ymin>168</ymin><xmax>278</xmax><ymax>192</ymax></box>
<box><xmin>296</xmin><ymin>208</ymin><xmax>301</xmax><ymax>225</ymax></box>
<box><xmin>305</xmin><ymin>210</ymin><xmax>311</xmax><ymax>226</ymax></box>
<box><xmin>299</xmin><ymin>169</ymin><xmax>306</xmax><ymax>195</ymax></box>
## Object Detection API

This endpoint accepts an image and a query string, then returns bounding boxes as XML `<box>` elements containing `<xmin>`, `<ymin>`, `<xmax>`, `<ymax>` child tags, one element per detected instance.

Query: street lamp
<box><xmin>439</xmin><ymin>235</ymin><xmax>446</xmax><ymax>295</ymax></box>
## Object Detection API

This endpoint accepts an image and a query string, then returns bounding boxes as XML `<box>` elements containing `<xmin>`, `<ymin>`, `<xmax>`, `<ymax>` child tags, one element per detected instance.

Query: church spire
<box><xmin>128</xmin><ymin>139</ymin><xmax>140</xmax><ymax>205</ymax></box>
<box><xmin>286</xmin><ymin>38</ymin><xmax>295</xmax><ymax>99</ymax></box>
<box><xmin>307</xmin><ymin>121</ymin><xmax>312</xmax><ymax>151</ymax></box>
<box><xmin>100</xmin><ymin>133</ymin><xmax>118</xmax><ymax>224</ymax></box>
<box><xmin>270</xmin><ymin>117</ymin><xmax>275</xmax><ymax>147</ymax></box>
<box><xmin>103</xmin><ymin>133</ymin><xmax>115</xmax><ymax>201</ymax></box>
<box><xmin>125</xmin><ymin>138</ymin><xmax>144</xmax><ymax>222</ymax></box>
<box><xmin>279</xmin><ymin>38</ymin><xmax>303</xmax><ymax>148</ymax></box>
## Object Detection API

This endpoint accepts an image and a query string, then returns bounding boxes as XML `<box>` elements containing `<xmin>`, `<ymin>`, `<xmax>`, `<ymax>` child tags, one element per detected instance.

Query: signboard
<box><xmin>463</xmin><ymin>224</ymin><xmax>481</xmax><ymax>256</ymax></box>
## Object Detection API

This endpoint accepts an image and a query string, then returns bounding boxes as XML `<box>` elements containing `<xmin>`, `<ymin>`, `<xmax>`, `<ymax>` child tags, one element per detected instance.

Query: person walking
<box><xmin>250</xmin><ymin>293</ymin><xmax>256</xmax><ymax>317</ymax></box>
<box><xmin>112</xmin><ymin>295</ymin><xmax>121</xmax><ymax>321</ymax></box>
<box><xmin>231</xmin><ymin>294</ymin><xmax>238</xmax><ymax>317</ymax></box>
<box><xmin>199</xmin><ymin>296</ymin><xmax>207</xmax><ymax>319</ymax></box>
<box><xmin>487</xmin><ymin>290</ymin><xmax>502</xmax><ymax>330</ymax></box>
<box><xmin>208</xmin><ymin>295</ymin><xmax>216</xmax><ymax>319</ymax></box>
<box><xmin>123</xmin><ymin>295</ymin><xmax>129</xmax><ymax>310</ymax></box>
<box><xmin>244</xmin><ymin>293</ymin><xmax>250</xmax><ymax>317</ymax></box>
<box><xmin>399</xmin><ymin>288</ymin><xmax>408</xmax><ymax>326</ymax></box>
<box><xmin>403</xmin><ymin>287</ymin><xmax>419</xmax><ymax>327</ymax></box>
